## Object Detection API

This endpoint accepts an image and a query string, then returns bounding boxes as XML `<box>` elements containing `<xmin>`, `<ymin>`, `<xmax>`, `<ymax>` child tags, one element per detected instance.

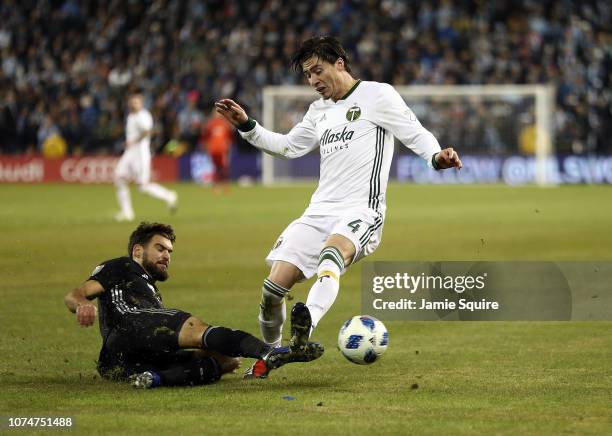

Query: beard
<box><xmin>142</xmin><ymin>253</ymin><xmax>169</xmax><ymax>282</ymax></box>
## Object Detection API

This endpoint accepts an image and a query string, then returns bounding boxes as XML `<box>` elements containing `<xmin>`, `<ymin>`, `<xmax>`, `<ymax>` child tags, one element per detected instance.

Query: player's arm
<box><xmin>215</xmin><ymin>98</ymin><xmax>318</xmax><ymax>159</ymax></box>
<box><xmin>126</xmin><ymin>129</ymin><xmax>152</xmax><ymax>147</ymax></box>
<box><xmin>64</xmin><ymin>280</ymin><xmax>104</xmax><ymax>327</ymax></box>
<box><xmin>376</xmin><ymin>84</ymin><xmax>462</xmax><ymax>170</ymax></box>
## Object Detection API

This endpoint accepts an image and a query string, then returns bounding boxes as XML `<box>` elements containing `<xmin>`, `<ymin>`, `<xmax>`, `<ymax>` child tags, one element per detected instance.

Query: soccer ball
<box><xmin>337</xmin><ymin>315</ymin><xmax>388</xmax><ymax>364</ymax></box>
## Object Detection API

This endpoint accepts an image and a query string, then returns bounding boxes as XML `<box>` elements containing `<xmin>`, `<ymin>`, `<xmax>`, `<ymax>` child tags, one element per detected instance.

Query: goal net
<box><xmin>261</xmin><ymin>84</ymin><xmax>555</xmax><ymax>186</ymax></box>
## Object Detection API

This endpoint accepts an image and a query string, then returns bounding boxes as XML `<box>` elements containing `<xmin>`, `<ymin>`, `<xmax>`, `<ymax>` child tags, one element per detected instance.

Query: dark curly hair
<box><xmin>128</xmin><ymin>222</ymin><xmax>176</xmax><ymax>257</ymax></box>
<box><xmin>291</xmin><ymin>36</ymin><xmax>352</xmax><ymax>73</ymax></box>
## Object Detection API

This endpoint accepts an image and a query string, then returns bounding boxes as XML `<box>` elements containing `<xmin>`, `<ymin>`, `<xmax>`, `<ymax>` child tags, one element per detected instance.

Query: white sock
<box><xmin>140</xmin><ymin>183</ymin><xmax>177</xmax><ymax>205</ymax></box>
<box><xmin>306</xmin><ymin>246</ymin><xmax>344</xmax><ymax>333</ymax></box>
<box><xmin>115</xmin><ymin>180</ymin><xmax>134</xmax><ymax>218</ymax></box>
<box><xmin>259</xmin><ymin>279</ymin><xmax>289</xmax><ymax>348</ymax></box>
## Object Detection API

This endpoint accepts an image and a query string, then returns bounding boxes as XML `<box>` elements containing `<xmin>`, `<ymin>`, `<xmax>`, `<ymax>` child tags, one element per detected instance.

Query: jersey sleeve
<box><xmin>376</xmin><ymin>84</ymin><xmax>441</xmax><ymax>168</ymax></box>
<box><xmin>238</xmin><ymin>106</ymin><xmax>319</xmax><ymax>159</ymax></box>
<box><xmin>88</xmin><ymin>259</ymin><xmax>121</xmax><ymax>291</ymax></box>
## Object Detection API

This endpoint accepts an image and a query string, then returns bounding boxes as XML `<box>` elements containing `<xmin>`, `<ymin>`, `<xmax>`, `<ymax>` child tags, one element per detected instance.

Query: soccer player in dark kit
<box><xmin>64</xmin><ymin>222</ymin><xmax>323</xmax><ymax>388</ymax></box>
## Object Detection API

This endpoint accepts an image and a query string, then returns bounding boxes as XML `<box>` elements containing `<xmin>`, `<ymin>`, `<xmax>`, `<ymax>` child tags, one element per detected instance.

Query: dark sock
<box><xmin>157</xmin><ymin>356</ymin><xmax>221</xmax><ymax>386</ymax></box>
<box><xmin>202</xmin><ymin>326</ymin><xmax>272</xmax><ymax>359</ymax></box>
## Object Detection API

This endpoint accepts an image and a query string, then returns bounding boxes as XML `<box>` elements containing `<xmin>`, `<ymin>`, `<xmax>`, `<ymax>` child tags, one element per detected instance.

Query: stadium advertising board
<box><xmin>3</xmin><ymin>154</ymin><xmax>612</xmax><ymax>185</ymax></box>
<box><xmin>0</xmin><ymin>156</ymin><xmax>178</xmax><ymax>184</ymax></box>
<box><xmin>397</xmin><ymin>155</ymin><xmax>612</xmax><ymax>185</ymax></box>
<box><xmin>269</xmin><ymin>154</ymin><xmax>612</xmax><ymax>185</ymax></box>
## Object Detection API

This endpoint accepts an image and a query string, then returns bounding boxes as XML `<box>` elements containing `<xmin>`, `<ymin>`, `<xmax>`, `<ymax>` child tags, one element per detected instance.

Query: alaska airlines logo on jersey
<box><xmin>346</xmin><ymin>105</ymin><xmax>361</xmax><ymax>121</ymax></box>
<box><xmin>320</xmin><ymin>126</ymin><xmax>354</xmax><ymax>146</ymax></box>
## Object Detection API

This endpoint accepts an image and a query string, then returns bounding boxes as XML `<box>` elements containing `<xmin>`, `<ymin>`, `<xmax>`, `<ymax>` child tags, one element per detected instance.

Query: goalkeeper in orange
<box><xmin>201</xmin><ymin>107</ymin><xmax>233</xmax><ymax>193</ymax></box>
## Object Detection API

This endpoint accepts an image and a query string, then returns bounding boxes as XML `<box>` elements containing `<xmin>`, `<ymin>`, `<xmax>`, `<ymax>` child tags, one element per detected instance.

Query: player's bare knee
<box><xmin>265</xmin><ymin>272</ymin><xmax>295</xmax><ymax>290</ymax></box>
<box><xmin>267</xmin><ymin>261</ymin><xmax>303</xmax><ymax>289</ymax></box>
<box><xmin>324</xmin><ymin>234</ymin><xmax>355</xmax><ymax>266</ymax></box>
<box><xmin>178</xmin><ymin>316</ymin><xmax>209</xmax><ymax>348</ymax></box>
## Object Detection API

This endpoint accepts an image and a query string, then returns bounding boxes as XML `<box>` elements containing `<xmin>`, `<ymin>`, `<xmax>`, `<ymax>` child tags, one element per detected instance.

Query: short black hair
<box><xmin>291</xmin><ymin>36</ymin><xmax>352</xmax><ymax>73</ymax></box>
<box><xmin>128</xmin><ymin>222</ymin><xmax>176</xmax><ymax>257</ymax></box>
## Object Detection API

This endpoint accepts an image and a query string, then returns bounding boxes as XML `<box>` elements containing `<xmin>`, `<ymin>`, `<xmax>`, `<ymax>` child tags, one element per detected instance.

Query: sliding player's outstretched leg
<box><xmin>244</xmin><ymin>302</ymin><xmax>324</xmax><ymax>380</ymax></box>
<box><xmin>243</xmin><ymin>299</ymin><xmax>325</xmax><ymax>378</ymax></box>
<box><xmin>244</xmin><ymin>260</ymin><xmax>325</xmax><ymax>379</ymax></box>
<box><xmin>243</xmin><ymin>341</ymin><xmax>325</xmax><ymax>379</ymax></box>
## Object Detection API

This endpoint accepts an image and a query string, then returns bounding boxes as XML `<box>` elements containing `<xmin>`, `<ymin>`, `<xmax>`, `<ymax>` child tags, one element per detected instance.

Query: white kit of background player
<box><xmin>114</xmin><ymin>93</ymin><xmax>177</xmax><ymax>222</ymax></box>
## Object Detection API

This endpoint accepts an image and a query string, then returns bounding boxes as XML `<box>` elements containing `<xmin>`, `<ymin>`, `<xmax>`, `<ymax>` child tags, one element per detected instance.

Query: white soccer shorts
<box><xmin>266</xmin><ymin>208</ymin><xmax>385</xmax><ymax>279</ymax></box>
<box><xmin>114</xmin><ymin>146</ymin><xmax>151</xmax><ymax>185</ymax></box>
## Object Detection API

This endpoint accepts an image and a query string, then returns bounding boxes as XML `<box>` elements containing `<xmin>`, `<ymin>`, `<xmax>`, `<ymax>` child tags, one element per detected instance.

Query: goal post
<box><xmin>262</xmin><ymin>84</ymin><xmax>556</xmax><ymax>186</ymax></box>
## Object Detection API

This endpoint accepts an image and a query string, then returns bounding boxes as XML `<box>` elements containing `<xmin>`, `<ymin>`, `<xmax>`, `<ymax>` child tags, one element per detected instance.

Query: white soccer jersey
<box><xmin>239</xmin><ymin>80</ymin><xmax>441</xmax><ymax>215</ymax></box>
<box><xmin>126</xmin><ymin>109</ymin><xmax>153</xmax><ymax>150</ymax></box>
<box><xmin>116</xmin><ymin>108</ymin><xmax>154</xmax><ymax>184</ymax></box>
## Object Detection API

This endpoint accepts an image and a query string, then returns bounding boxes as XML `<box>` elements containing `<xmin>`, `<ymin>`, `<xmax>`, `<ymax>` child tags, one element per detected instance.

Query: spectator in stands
<box><xmin>0</xmin><ymin>0</ymin><xmax>609</xmax><ymax>156</ymax></box>
<box><xmin>177</xmin><ymin>90</ymin><xmax>204</xmax><ymax>153</ymax></box>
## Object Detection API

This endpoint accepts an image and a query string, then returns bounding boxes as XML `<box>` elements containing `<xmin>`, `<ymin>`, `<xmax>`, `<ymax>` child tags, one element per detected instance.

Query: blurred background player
<box><xmin>114</xmin><ymin>91</ymin><xmax>178</xmax><ymax>222</ymax></box>
<box><xmin>64</xmin><ymin>222</ymin><xmax>323</xmax><ymax>387</ymax></box>
<box><xmin>201</xmin><ymin>106</ymin><xmax>234</xmax><ymax>194</ymax></box>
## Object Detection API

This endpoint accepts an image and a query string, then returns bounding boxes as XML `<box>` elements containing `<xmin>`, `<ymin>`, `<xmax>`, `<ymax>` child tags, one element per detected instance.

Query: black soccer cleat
<box><xmin>289</xmin><ymin>302</ymin><xmax>312</xmax><ymax>352</ymax></box>
<box><xmin>243</xmin><ymin>343</ymin><xmax>325</xmax><ymax>380</ymax></box>
<box><xmin>265</xmin><ymin>342</ymin><xmax>324</xmax><ymax>369</ymax></box>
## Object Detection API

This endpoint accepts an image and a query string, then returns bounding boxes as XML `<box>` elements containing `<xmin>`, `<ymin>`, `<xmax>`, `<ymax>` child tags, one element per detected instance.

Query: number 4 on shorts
<box><xmin>347</xmin><ymin>219</ymin><xmax>362</xmax><ymax>233</ymax></box>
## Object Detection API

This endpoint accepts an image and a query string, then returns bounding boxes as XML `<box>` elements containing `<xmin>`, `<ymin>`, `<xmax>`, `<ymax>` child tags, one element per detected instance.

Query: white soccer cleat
<box><xmin>168</xmin><ymin>192</ymin><xmax>178</xmax><ymax>215</ymax></box>
<box><xmin>114</xmin><ymin>211</ymin><xmax>135</xmax><ymax>222</ymax></box>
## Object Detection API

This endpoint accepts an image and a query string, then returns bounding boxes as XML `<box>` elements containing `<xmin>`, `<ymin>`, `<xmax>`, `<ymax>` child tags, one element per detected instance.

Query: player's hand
<box><xmin>215</xmin><ymin>99</ymin><xmax>249</xmax><ymax>127</ymax></box>
<box><xmin>76</xmin><ymin>303</ymin><xmax>97</xmax><ymax>327</ymax></box>
<box><xmin>435</xmin><ymin>147</ymin><xmax>462</xmax><ymax>169</ymax></box>
<box><xmin>196</xmin><ymin>350</ymin><xmax>241</xmax><ymax>374</ymax></box>
<box><xmin>208</xmin><ymin>352</ymin><xmax>241</xmax><ymax>374</ymax></box>
<box><xmin>220</xmin><ymin>357</ymin><xmax>241</xmax><ymax>374</ymax></box>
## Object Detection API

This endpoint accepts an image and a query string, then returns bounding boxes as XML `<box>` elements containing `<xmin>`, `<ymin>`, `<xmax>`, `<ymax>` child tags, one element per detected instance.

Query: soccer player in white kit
<box><xmin>216</xmin><ymin>37</ymin><xmax>462</xmax><ymax>378</ymax></box>
<box><xmin>114</xmin><ymin>92</ymin><xmax>177</xmax><ymax>222</ymax></box>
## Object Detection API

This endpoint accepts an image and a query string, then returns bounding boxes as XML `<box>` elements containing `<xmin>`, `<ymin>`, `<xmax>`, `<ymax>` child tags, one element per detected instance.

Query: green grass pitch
<box><xmin>1</xmin><ymin>183</ymin><xmax>611</xmax><ymax>435</ymax></box>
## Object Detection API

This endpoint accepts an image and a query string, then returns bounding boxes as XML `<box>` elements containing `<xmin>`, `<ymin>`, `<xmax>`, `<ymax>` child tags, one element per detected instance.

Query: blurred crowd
<box><xmin>0</xmin><ymin>0</ymin><xmax>610</xmax><ymax>156</ymax></box>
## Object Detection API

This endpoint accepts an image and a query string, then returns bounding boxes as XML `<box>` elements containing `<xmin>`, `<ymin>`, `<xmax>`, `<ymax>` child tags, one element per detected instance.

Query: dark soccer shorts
<box><xmin>98</xmin><ymin>309</ymin><xmax>192</xmax><ymax>377</ymax></box>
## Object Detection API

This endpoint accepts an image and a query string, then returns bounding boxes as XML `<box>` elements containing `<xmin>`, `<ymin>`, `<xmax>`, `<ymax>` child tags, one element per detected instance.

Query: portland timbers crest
<box><xmin>346</xmin><ymin>105</ymin><xmax>361</xmax><ymax>122</ymax></box>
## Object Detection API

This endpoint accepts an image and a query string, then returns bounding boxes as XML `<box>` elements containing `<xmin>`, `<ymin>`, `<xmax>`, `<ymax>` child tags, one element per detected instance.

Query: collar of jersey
<box><xmin>336</xmin><ymin>79</ymin><xmax>362</xmax><ymax>102</ymax></box>
<box><xmin>129</xmin><ymin>257</ymin><xmax>153</xmax><ymax>283</ymax></box>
